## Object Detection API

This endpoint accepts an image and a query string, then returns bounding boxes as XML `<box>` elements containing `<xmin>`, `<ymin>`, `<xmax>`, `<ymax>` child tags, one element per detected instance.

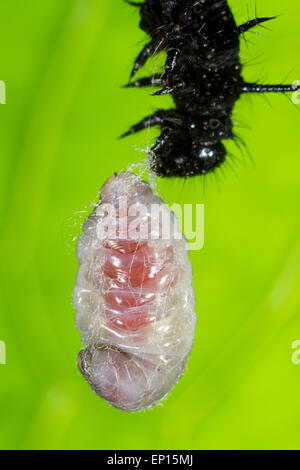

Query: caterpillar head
<box><xmin>153</xmin><ymin>142</ymin><xmax>226</xmax><ymax>177</ymax></box>
<box><xmin>191</xmin><ymin>143</ymin><xmax>226</xmax><ymax>174</ymax></box>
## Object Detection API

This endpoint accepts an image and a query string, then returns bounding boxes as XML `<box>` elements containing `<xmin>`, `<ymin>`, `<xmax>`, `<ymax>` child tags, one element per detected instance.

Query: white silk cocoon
<box><xmin>74</xmin><ymin>172</ymin><xmax>197</xmax><ymax>411</ymax></box>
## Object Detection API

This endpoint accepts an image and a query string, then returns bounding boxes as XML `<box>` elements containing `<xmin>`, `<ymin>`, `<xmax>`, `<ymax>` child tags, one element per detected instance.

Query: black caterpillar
<box><xmin>121</xmin><ymin>0</ymin><xmax>297</xmax><ymax>177</ymax></box>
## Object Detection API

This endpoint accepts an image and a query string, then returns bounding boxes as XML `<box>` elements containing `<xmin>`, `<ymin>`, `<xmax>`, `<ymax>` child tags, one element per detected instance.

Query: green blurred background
<box><xmin>0</xmin><ymin>0</ymin><xmax>300</xmax><ymax>450</ymax></box>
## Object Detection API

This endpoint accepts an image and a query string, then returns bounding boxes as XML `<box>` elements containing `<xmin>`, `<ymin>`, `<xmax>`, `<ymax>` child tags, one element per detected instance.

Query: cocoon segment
<box><xmin>74</xmin><ymin>172</ymin><xmax>197</xmax><ymax>411</ymax></box>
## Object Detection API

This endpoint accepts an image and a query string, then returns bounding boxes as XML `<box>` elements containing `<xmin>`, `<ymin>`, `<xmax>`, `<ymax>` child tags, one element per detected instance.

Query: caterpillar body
<box><xmin>74</xmin><ymin>172</ymin><xmax>197</xmax><ymax>411</ymax></box>
<box><xmin>122</xmin><ymin>0</ymin><xmax>298</xmax><ymax>177</ymax></box>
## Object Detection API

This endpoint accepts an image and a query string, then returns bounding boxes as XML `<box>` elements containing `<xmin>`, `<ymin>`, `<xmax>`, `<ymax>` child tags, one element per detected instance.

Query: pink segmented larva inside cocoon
<box><xmin>74</xmin><ymin>172</ymin><xmax>197</xmax><ymax>411</ymax></box>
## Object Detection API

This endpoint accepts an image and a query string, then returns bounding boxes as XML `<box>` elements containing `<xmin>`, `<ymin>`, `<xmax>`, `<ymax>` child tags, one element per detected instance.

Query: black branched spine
<box><xmin>122</xmin><ymin>0</ymin><xmax>295</xmax><ymax>178</ymax></box>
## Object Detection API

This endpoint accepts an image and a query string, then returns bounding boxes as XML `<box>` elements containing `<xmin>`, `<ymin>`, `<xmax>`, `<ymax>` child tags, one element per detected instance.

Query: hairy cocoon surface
<box><xmin>74</xmin><ymin>172</ymin><xmax>197</xmax><ymax>411</ymax></box>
